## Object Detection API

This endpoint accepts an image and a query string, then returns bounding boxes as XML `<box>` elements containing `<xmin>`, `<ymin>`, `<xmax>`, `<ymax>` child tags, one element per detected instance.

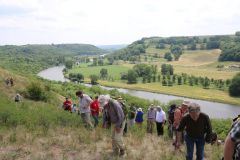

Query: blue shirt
<box><xmin>135</xmin><ymin>111</ymin><xmax>144</xmax><ymax>123</ymax></box>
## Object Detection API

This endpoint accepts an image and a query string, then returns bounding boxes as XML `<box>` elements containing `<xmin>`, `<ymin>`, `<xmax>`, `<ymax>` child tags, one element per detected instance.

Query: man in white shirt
<box><xmin>155</xmin><ymin>106</ymin><xmax>166</xmax><ymax>136</ymax></box>
<box><xmin>76</xmin><ymin>91</ymin><xmax>93</xmax><ymax>128</ymax></box>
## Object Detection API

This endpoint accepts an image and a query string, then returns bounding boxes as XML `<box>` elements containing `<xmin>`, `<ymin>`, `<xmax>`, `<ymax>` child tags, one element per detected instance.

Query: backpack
<box><xmin>119</xmin><ymin>101</ymin><xmax>129</xmax><ymax>117</ymax></box>
<box><xmin>168</xmin><ymin>108</ymin><xmax>175</xmax><ymax>124</ymax></box>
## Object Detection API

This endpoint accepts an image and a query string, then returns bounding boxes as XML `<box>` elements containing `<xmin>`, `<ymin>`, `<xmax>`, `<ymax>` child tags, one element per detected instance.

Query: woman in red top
<box><xmin>90</xmin><ymin>96</ymin><xmax>100</xmax><ymax>127</ymax></box>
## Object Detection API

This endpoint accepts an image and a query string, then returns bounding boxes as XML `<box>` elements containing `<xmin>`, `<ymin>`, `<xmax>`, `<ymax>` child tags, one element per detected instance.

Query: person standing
<box><xmin>168</xmin><ymin>104</ymin><xmax>177</xmax><ymax>139</ymax></box>
<box><xmin>90</xmin><ymin>96</ymin><xmax>100</xmax><ymax>127</ymax></box>
<box><xmin>155</xmin><ymin>106</ymin><xmax>166</xmax><ymax>136</ymax></box>
<box><xmin>128</xmin><ymin>106</ymin><xmax>136</xmax><ymax>126</ymax></box>
<box><xmin>98</xmin><ymin>95</ymin><xmax>126</xmax><ymax>157</ymax></box>
<box><xmin>135</xmin><ymin>108</ymin><xmax>144</xmax><ymax>127</ymax></box>
<box><xmin>176</xmin><ymin>102</ymin><xmax>212</xmax><ymax>160</ymax></box>
<box><xmin>173</xmin><ymin>100</ymin><xmax>190</xmax><ymax>148</ymax></box>
<box><xmin>147</xmin><ymin>104</ymin><xmax>156</xmax><ymax>134</ymax></box>
<box><xmin>76</xmin><ymin>91</ymin><xmax>93</xmax><ymax>128</ymax></box>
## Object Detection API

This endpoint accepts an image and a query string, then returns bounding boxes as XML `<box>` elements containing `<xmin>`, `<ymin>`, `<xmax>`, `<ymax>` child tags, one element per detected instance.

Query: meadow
<box><xmin>68</xmin><ymin>49</ymin><xmax>240</xmax><ymax>105</ymax></box>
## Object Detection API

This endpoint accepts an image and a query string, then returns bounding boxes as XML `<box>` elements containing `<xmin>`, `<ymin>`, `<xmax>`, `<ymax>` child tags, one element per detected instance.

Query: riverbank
<box><xmin>96</xmin><ymin>80</ymin><xmax>240</xmax><ymax>106</ymax></box>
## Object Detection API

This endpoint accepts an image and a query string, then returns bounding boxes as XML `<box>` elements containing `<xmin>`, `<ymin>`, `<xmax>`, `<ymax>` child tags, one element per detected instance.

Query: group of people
<box><xmin>5</xmin><ymin>77</ymin><xmax>14</xmax><ymax>86</ymax></box>
<box><xmin>61</xmin><ymin>90</ymin><xmax>239</xmax><ymax>159</ymax></box>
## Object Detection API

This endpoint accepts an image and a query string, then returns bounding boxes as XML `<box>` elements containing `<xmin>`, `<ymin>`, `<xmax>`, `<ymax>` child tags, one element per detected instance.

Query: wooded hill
<box><xmin>0</xmin><ymin>44</ymin><xmax>107</xmax><ymax>74</ymax></box>
<box><xmin>109</xmin><ymin>31</ymin><xmax>240</xmax><ymax>62</ymax></box>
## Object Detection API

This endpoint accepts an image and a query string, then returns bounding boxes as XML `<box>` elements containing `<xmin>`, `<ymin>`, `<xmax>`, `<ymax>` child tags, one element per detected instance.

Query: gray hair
<box><xmin>188</xmin><ymin>102</ymin><xmax>201</xmax><ymax>112</ymax></box>
<box><xmin>98</xmin><ymin>95</ymin><xmax>110</xmax><ymax>108</ymax></box>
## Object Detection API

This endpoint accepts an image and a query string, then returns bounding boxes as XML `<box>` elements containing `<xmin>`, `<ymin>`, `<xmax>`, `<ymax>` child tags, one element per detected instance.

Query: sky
<box><xmin>0</xmin><ymin>0</ymin><xmax>240</xmax><ymax>45</ymax></box>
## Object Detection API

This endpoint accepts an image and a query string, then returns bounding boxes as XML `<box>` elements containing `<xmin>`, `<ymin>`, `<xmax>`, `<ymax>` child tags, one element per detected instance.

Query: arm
<box><xmin>224</xmin><ymin>135</ymin><xmax>235</xmax><ymax>160</ymax></box>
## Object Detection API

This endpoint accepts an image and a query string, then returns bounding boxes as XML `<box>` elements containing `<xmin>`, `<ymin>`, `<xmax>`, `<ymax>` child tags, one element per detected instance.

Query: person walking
<box><xmin>76</xmin><ymin>91</ymin><xmax>93</xmax><ymax>128</ymax></box>
<box><xmin>168</xmin><ymin>104</ymin><xmax>177</xmax><ymax>139</ymax></box>
<box><xmin>147</xmin><ymin>104</ymin><xmax>156</xmax><ymax>134</ymax></box>
<box><xmin>90</xmin><ymin>96</ymin><xmax>100</xmax><ymax>127</ymax></box>
<box><xmin>155</xmin><ymin>106</ymin><xmax>166</xmax><ymax>136</ymax></box>
<box><xmin>176</xmin><ymin>102</ymin><xmax>212</xmax><ymax>160</ymax></box>
<box><xmin>98</xmin><ymin>95</ymin><xmax>126</xmax><ymax>157</ymax></box>
<box><xmin>128</xmin><ymin>106</ymin><xmax>136</xmax><ymax>126</ymax></box>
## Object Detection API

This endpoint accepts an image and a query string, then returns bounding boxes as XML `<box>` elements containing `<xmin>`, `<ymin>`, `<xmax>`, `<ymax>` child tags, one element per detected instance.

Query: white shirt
<box><xmin>79</xmin><ymin>94</ymin><xmax>92</xmax><ymax>113</ymax></box>
<box><xmin>155</xmin><ymin>110</ymin><xmax>166</xmax><ymax>123</ymax></box>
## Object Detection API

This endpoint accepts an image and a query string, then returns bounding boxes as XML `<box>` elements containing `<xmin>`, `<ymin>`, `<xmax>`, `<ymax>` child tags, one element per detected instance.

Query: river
<box><xmin>37</xmin><ymin>66</ymin><xmax>240</xmax><ymax>119</ymax></box>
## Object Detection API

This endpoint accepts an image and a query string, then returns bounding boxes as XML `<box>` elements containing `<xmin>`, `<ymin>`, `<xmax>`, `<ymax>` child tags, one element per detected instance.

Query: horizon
<box><xmin>0</xmin><ymin>0</ymin><xmax>240</xmax><ymax>45</ymax></box>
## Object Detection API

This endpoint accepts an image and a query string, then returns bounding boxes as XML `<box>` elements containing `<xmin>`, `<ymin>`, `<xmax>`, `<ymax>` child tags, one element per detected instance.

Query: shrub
<box><xmin>26</xmin><ymin>82</ymin><xmax>48</xmax><ymax>101</ymax></box>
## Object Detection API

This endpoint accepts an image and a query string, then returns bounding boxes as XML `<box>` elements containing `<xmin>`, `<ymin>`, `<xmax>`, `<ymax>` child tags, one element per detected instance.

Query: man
<box><xmin>117</xmin><ymin>96</ymin><xmax>128</xmax><ymax>135</ymax></box>
<box><xmin>173</xmin><ymin>100</ymin><xmax>190</xmax><ymax>147</ymax></box>
<box><xmin>147</xmin><ymin>104</ymin><xmax>156</xmax><ymax>134</ymax></box>
<box><xmin>224</xmin><ymin>120</ymin><xmax>240</xmax><ymax>160</ymax></box>
<box><xmin>176</xmin><ymin>102</ymin><xmax>212</xmax><ymax>160</ymax></box>
<box><xmin>90</xmin><ymin>96</ymin><xmax>100</xmax><ymax>127</ymax></box>
<box><xmin>155</xmin><ymin>106</ymin><xmax>166</xmax><ymax>136</ymax></box>
<box><xmin>76</xmin><ymin>91</ymin><xmax>93</xmax><ymax>128</ymax></box>
<box><xmin>98</xmin><ymin>95</ymin><xmax>126</xmax><ymax>157</ymax></box>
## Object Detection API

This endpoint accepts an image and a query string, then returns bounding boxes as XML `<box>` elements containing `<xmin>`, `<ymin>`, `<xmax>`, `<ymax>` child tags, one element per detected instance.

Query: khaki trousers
<box><xmin>111</xmin><ymin>120</ymin><xmax>126</xmax><ymax>154</ymax></box>
<box><xmin>80</xmin><ymin>112</ymin><xmax>93</xmax><ymax>128</ymax></box>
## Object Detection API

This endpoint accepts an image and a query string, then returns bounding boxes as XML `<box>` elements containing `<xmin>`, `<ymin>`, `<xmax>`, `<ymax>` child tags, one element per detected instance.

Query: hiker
<box><xmin>98</xmin><ymin>95</ymin><xmax>126</xmax><ymax>157</ymax></box>
<box><xmin>135</xmin><ymin>108</ymin><xmax>144</xmax><ymax>127</ymax></box>
<box><xmin>147</xmin><ymin>104</ymin><xmax>156</xmax><ymax>134</ymax></box>
<box><xmin>90</xmin><ymin>96</ymin><xmax>100</xmax><ymax>127</ymax></box>
<box><xmin>71</xmin><ymin>104</ymin><xmax>77</xmax><ymax>113</ymax></box>
<box><xmin>102</xmin><ymin>106</ymin><xmax>111</xmax><ymax>129</ymax></box>
<box><xmin>76</xmin><ymin>91</ymin><xmax>93</xmax><ymax>128</ymax></box>
<box><xmin>14</xmin><ymin>93</ymin><xmax>22</xmax><ymax>102</ymax></box>
<box><xmin>117</xmin><ymin>96</ymin><xmax>128</xmax><ymax>136</ymax></box>
<box><xmin>128</xmin><ymin>106</ymin><xmax>136</xmax><ymax>126</ymax></box>
<box><xmin>168</xmin><ymin>104</ymin><xmax>177</xmax><ymax>139</ymax></box>
<box><xmin>10</xmin><ymin>77</ymin><xmax>14</xmax><ymax>86</ymax></box>
<box><xmin>5</xmin><ymin>78</ymin><xmax>10</xmax><ymax>86</ymax></box>
<box><xmin>173</xmin><ymin>100</ymin><xmax>190</xmax><ymax>147</ymax></box>
<box><xmin>176</xmin><ymin>102</ymin><xmax>212</xmax><ymax>160</ymax></box>
<box><xmin>223</xmin><ymin>116</ymin><xmax>240</xmax><ymax>160</ymax></box>
<box><xmin>155</xmin><ymin>106</ymin><xmax>166</xmax><ymax>136</ymax></box>
<box><xmin>63</xmin><ymin>97</ymin><xmax>72</xmax><ymax>112</ymax></box>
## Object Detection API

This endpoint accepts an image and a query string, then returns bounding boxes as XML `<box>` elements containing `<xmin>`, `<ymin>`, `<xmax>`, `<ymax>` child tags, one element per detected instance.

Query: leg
<box><xmin>196</xmin><ymin>137</ymin><xmax>205</xmax><ymax>160</ymax></box>
<box><xmin>156</xmin><ymin>122</ymin><xmax>160</xmax><ymax>136</ymax></box>
<box><xmin>159</xmin><ymin>122</ymin><xmax>164</xmax><ymax>136</ymax></box>
<box><xmin>185</xmin><ymin>134</ymin><xmax>194</xmax><ymax>160</ymax></box>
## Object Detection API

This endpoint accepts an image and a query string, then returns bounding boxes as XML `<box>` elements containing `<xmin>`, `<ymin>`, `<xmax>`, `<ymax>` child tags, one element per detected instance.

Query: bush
<box><xmin>229</xmin><ymin>73</ymin><xmax>240</xmax><ymax>96</ymax></box>
<box><xmin>26</xmin><ymin>82</ymin><xmax>48</xmax><ymax>101</ymax></box>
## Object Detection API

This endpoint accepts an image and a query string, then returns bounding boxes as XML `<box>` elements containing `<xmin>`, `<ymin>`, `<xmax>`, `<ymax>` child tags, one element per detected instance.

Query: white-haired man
<box><xmin>176</xmin><ymin>102</ymin><xmax>212</xmax><ymax>160</ymax></box>
<box><xmin>98</xmin><ymin>95</ymin><xmax>126</xmax><ymax>157</ymax></box>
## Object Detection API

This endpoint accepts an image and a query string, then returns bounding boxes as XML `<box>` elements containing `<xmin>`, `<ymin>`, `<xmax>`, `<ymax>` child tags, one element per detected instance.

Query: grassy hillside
<box><xmin>0</xmin><ymin>44</ymin><xmax>106</xmax><ymax>75</ymax></box>
<box><xmin>0</xmin><ymin>67</ymin><xmax>232</xmax><ymax>159</ymax></box>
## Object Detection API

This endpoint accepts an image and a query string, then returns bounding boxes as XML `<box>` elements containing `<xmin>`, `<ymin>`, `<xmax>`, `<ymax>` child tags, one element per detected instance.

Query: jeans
<box><xmin>156</xmin><ymin>122</ymin><xmax>164</xmax><ymax>136</ymax></box>
<box><xmin>185</xmin><ymin>134</ymin><xmax>205</xmax><ymax>160</ymax></box>
<box><xmin>92</xmin><ymin>115</ymin><xmax>99</xmax><ymax>127</ymax></box>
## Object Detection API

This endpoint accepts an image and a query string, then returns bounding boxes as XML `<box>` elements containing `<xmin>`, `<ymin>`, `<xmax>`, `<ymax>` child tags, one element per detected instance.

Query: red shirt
<box><xmin>90</xmin><ymin>100</ymin><xmax>99</xmax><ymax>116</ymax></box>
<box><xmin>63</xmin><ymin>100</ymin><xmax>72</xmax><ymax>111</ymax></box>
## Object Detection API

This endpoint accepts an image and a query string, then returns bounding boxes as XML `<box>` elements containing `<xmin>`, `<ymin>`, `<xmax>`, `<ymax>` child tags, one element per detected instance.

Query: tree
<box><xmin>89</xmin><ymin>74</ymin><xmax>99</xmax><ymax>85</ymax></box>
<box><xmin>170</xmin><ymin>45</ymin><xmax>183</xmax><ymax>60</ymax></box>
<box><xmin>98</xmin><ymin>59</ymin><xmax>104</xmax><ymax>66</ymax></box>
<box><xmin>65</xmin><ymin>60</ymin><xmax>73</xmax><ymax>69</ymax></box>
<box><xmin>100</xmin><ymin>68</ymin><xmax>108</xmax><ymax>79</ymax></box>
<box><xmin>164</xmin><ymin>52</ymin><xmax>173</xmax><ymax>61</ymax></box>
<box><xmin>229</xmin><ymin>73</ymin><xmax>240</xmax><ymax>96</ymax></box>
<box><xmin>127</xmin><ymin>69</ymin><xmax>138</xmax><ymax>84</ymax></box>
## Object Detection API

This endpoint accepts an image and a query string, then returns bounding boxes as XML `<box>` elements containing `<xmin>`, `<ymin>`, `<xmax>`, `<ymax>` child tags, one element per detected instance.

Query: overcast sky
<box><xmin>0</xmin><ymin>0</ymin><xmax>240</xmax><ymax>45</ymax></box>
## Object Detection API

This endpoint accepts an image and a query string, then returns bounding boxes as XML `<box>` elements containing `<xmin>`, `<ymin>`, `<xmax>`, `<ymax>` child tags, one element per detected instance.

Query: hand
<box><xmin>115</xmin><ymin>127</ymin><xmax>121</xmax><ymax>133</ymax></box>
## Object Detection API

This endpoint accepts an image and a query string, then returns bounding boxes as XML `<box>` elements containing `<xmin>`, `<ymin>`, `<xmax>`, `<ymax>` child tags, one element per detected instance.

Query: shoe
<box><xmin>119</xmin><ymin>149</ymin><xmax>126</xmax><ymax>157</ymax></box>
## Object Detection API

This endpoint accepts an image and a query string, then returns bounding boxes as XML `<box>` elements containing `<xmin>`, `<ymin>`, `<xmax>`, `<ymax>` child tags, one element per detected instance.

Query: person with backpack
<box><xmin>173</xmin><ymin>100</ymin><xmax>190</xmax><ymax>148</ymax></box>
<box><xmin>117</xmin><ymin>96</ymin><xmax>128</xmax><ymax>136</ymax></box>
<box><xmin>223</xmin><ymin>116</ymin><xmax>240</xmax><ymax>160</ymax></box>
<box><xmin>176</xmin><ymin>102</ymin><xmax>212</xmax><ymax>160</ymax></box>
<box><xmin>168</xmin><ymin>104</ymin><xmax>177</xmax><ymax>139</ymax></box>
<box><xmin>98</xmin><ymin>95</ymin><xmax>126</xmax><ymax>157</ymax></box>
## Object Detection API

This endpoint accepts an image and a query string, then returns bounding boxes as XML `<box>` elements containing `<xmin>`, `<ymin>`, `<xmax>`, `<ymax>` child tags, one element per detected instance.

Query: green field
<box><xmin>68</xmin><ymin>49</ymin><xmax>240</xmax><ymax>105</ymax></box>
<box><xmin>69</xmin><ymin>64</ymin><xmax>132</xmax><ymax>79</ymax></box>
